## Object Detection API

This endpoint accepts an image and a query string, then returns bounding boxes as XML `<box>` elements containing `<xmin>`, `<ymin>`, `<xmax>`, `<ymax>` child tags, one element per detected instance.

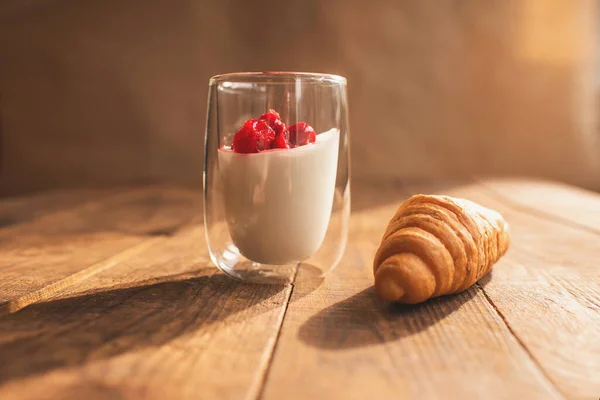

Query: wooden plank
<box><xmin>0</xmin><ymin>187</ymin><xmax>119</xmax><ymax>228</ymax></box>
<box><xmin>0</xmin><ymin>224</ymin><xmax>291</xmax><ymax>400</ymax></box>
<box><xmin>480</xmin><ymin>178</ymin><xmax>600</xmax><ymax>233</ymax></box>
<box><xmin>260</xmin><ymin>184</ymin><xmax>562</xmax><ymax>400</ymax></box>
<box><xmin>0</xmin><ymin>186</ymin><xmax>201</xmax><ymax>315</ymax></box>
<box><xmin>406</xmin><ymin>180</ymin><xmax>600</xmax><ymax>399</ymax></box>
<box><xmin>2</xmin><ymin>181</ymin><xmax>597</xmax><ymax>399</ymax></box>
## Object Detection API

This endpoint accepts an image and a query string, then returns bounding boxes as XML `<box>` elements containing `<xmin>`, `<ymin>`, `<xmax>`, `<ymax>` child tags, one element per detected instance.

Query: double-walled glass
<box><xmin>204</xmin><ymin>72</ymin><xmax>350</xmax><ymax>284</ymax></box>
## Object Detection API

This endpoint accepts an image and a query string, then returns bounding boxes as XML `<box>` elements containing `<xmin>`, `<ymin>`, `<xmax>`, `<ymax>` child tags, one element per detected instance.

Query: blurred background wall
<box><xmin>1</xmin><ymin>0</ymin><xmax>599</xmax><ymax>196</ymax></box>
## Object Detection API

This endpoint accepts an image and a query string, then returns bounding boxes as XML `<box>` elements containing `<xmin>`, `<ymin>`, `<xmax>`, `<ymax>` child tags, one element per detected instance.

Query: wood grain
<box><xmin>0</xmin><ymin>180</ymin><xmax>598</xmax><ymax>399</ymax></box>
<box><xmin>260</xmin><ymin>184</ymin><xmax>562</xmax><ymax>400</ymax></box>
<box><xmin>0</xmin><ymin>224</ymin><xmax>292</xmax><ymax>400</ymax></box>
<box><xmin>407</xmin><ymin>181</ymin><xmax>600</xmax><ymax>399</ymax></box>
<box><xmin>0</xmin><ymin>186</ymin><xmax>200</xmax><ymax>315</ymax></box>
<box><xmin>0</xmin><ymin>187</ymin><xmax>118</xmax><ymax>228</ymax></box>
<box><xmin>481</xmin><ymin>178</ymin><xmax>600</xmax><ymax>233</ymax></box>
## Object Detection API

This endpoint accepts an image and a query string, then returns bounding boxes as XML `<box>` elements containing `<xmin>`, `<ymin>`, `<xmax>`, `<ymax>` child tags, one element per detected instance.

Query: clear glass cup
<box><xmin>203</xmin><ymin>72</ymin><xmax>350</xmax><ymax>284</ymax></box>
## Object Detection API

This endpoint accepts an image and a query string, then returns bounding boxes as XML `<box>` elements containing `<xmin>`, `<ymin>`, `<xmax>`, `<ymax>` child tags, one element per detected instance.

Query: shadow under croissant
<box><xmin>298</xmin><ymin>272</ymin><xmax>493</xmax><ymax>350</ymax></box>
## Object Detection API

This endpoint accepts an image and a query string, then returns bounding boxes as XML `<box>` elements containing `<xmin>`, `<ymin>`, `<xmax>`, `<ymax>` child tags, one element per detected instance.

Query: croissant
<box><xmin>373</xmin><ymin>194</ymin><xmax>510</xmax><ymax>304</ymax></box>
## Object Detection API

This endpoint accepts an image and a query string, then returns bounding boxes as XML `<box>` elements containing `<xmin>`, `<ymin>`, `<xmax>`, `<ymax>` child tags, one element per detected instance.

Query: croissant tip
<box><xmin>375</xmin><ymin>266</ymin><xmax>405</xmax><ymax>301</ymax></box>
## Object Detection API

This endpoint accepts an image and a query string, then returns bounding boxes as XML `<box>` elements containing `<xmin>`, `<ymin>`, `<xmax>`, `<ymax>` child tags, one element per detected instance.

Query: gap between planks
<box><xmin>251</xmin><ymin>269</ymin><xmax>299</xmax><ymax>400</ymax></box>
<box><xmin>476</xmin><ymin>283</ymin><xmax>566</xmax><ymax>399</ymax></box>
<box><xmin>258</xmin><ymin>180</ymin><xmax>574</xmax><ymax>399</ymax></box>
<box><xmin>406</xmin><ymin>180</ymin><xmax>568</xmax><ymax>398</ymax></box>
<box><xmin>471</xmin><ymin>180</ymin><xmax>593</xmax><ymax>398</ymax></box>
<box><xmin>3</xmin><ymin>181</ymin><xmax>594</xmax><ymax>397</ymax></box>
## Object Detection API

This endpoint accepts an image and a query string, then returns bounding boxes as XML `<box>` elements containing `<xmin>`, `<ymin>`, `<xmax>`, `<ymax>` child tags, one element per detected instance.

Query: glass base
<box><xmin>219</xmin><ymin>261</ymin><xmax>298</xmax><ymax>284</ymax></box>
<box><xmin>211</xmin><ymin>243</ymin><xmax>327</xmax><ymax>284</ymax></box>
<box><xmin>211</xmin><ymin>243</ymin><xmax>297</xmax><ymax>284</ymax></box>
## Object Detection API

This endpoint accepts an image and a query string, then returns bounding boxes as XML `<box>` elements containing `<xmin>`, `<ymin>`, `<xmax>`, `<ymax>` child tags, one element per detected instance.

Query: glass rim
<box><xmin>209</xmin><ymin>71</ymin><xmax>347</xmax><ymax>85</ymax></box>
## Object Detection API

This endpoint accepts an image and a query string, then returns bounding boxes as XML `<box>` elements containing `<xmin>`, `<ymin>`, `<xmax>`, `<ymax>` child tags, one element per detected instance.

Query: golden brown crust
<box><xmin>373</xmin><ymin>195</ymin><xmax>510</xmax><ymax>303</ymax></box>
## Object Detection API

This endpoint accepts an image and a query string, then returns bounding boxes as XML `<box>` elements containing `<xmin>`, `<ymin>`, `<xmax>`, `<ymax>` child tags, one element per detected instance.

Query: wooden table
<box><xmin>0</xmin><ymin>179</ymin><xmax>598</xmax><ymax>400</ymax></box>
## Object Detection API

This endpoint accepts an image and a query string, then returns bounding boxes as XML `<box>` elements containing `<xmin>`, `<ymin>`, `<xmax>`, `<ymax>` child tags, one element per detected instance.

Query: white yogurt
<box><xmin>218</xmin><ymin>129</ymin><xmax>339</xmax><ymax>264</ymax></box>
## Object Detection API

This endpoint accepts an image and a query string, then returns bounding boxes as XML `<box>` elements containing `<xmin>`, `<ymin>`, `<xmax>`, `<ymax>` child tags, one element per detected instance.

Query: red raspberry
<box><xmin>259</xmin><ymin>109</ymin><xmax>287</xmax><ymax>137</ymax></box>
<box><xmin>288</xmin><ymin>122</ymin><xmax>316</xmax><ymax>147</ymax></box>
<box><xmin>260</xmin><ymin>109</ymin><xmax>291</xmax><ymax>149</ymax></box>
<box><xmin>271</xmin><ymin>133</ymin><xmax>290</xmax><ymax>149</ymax></box>
<box><xmin>232</xmin><ymin>119</ymin><xmax>275</xmax><ymax>153</ymax></box>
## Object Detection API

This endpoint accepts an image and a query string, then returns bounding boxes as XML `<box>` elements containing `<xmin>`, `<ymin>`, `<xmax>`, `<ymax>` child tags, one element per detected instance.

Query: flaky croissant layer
<box><xmin>373</xmin><ymin>195</ymin><xmax>510</xmax><ymax>304</ymax></box>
